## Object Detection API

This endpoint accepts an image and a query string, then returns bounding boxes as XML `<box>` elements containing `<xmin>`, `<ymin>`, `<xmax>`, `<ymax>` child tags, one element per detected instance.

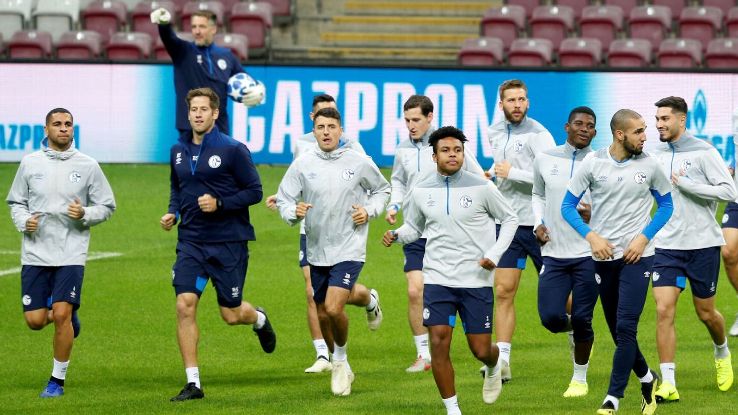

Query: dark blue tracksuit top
<box><xmin>168</xmin><ymin>126</ymin><xmax>263</xmax><ymax>243</ymax></box>
<box><xmin>159</xmin><ymin>24</ymin><xmax>244</xmax><ymax>135</ymax></box>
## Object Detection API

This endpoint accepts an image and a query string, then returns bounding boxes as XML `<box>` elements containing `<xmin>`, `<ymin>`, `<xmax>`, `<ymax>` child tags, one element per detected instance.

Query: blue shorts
<box><xmin>310</xmin><ymin>261</ymin><xmax>363</xmax><ymax>304</ymax></box>
<box><xmin>722</xmin><ymin>202</ymin><xmax>738</xmax><ymax>229</ymax></box>
<box><xmin>496</xmin><ymin>225</ymin><xmax>543</xmax><ymax>272</ymax></box>
<box><xmin>423</xmin><ymin>284</ymin><xmax>493</xmax><ymax>334</ymax></box>
<box><xmin>653</xmin><ymin>247</ymin><xmax>721</xmax><ymax>299</ymax></box>
<box><xmin>299</xmin><ymin>233</ymin><xmax>308</xmax><ymax>267</ymax></box>
<box><xmin>21</xmin><ymin>265</ymin><xmax>84</xmax><ymax>312</ymax></box>
<box><xmin>403</xmin><ymin>238</ymin><xmax>426</xmax><ymax>272</ymax></box>
<box><xmin>172</xmin><ymin>240</ymin><xmax>249</xmax><ymax>308</ymax></box>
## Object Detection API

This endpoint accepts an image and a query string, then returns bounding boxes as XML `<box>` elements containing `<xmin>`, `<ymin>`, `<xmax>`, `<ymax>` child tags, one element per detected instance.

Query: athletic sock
<box><xmin>333</xmin><ymin>343</ymin><xmax>347</xmax><ymax>362</ymax></box>
<box><xmin>186</xmin><ymin>367</ymin><xmax>200</xmax><ymax>389</ymax></box>
<box><xmin>366</xmin><ymin>292</ymin><xmax>377</xmax><ymax>311</ymax></box>
<box><xmin>714</xmin><ymin>338</ymin><xmax>730</xmax><ymax>359</ymax></box>
<box><xmin>604</xmin><ymin>395</ymin><xmax>619</xmax><ymax>411</ymax></box>
<box><xmin>314</xmin><ymin>339</ymin><xmax>329</xmax><ymax>360</ymax></box>
<box><xmin>572</xmin><ymin>362</ymin><xmax>588</xmax><ymax>383</ymax></box>
<box><xmin>639</xmin><ymin>370</ymin><xmax>654</xmax><ymax>383</ymax></box>
<box><xmin>51</xmin><ymin>358</ymin><xmax>68</xmax><ymax>385</ymax></box>
<box><xmin>414</xmin><ymin>334</ymin><xmax>430</xmax><ymax>360</ymax></box>
<box><xmin>497</xmin><ymin>342</ymin><xmax>511</xmax><ymax>365</ymax></box>
<box><xmin>660</xmin><ymin>362</ymin><xmax>676</xmax><ymax>386</ymax></box>
<box><xmin>254</xmin><ymin>310</ymin><xmax>266</xmax><ymax>329</ymax></box>
<box><xmin>442</xmin><ymin>395</ymin><xmax>462</xmax><ymax>415</ymax></box>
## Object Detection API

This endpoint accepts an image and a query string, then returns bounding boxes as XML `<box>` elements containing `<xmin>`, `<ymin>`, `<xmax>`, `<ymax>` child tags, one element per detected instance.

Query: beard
<box><xmin>623</xmin><ymin>137</ymin><xmax>643</xmax><ymax>156</ymax></box>
<box><xmin>503</xmin><ymin>107</ymin><xmax>527</xmax><ymax>124</ymax></box>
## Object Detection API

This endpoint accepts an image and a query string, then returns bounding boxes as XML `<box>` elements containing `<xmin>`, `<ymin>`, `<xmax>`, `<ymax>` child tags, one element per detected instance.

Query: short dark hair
<box><xmin>312</xmin><ymin>94</ymin><xmax>336</xmax><ymax>111</ymax></box>
<box><xmin>186</xmin><ymin>87</ymin><xmax>220</xmax><ymax>110</ymax></box>
<box><xmin>46</xmin><ymin>108</ymin><xmax>73</xmax><ymax>125</ymax></box>
<box><xmin>191</xmin><ymin>10</ymin><xmax>216</xmax><ymax>25</ymax></box>
<box><xmin>655</xmin><ymin>96</ymin><xmax>688</xmax><ymax>115</ymax></box>
<box><xmin>429</xmin><ymin>126</ymin><xmax>467</xmax><ymax>153</ymax></box>
<box><xmin>313</xmin><ymin>107</ymin><xmax>342</xmax><ymax>126</ymax></box>
<box><xmin>568</xmin><ymin>106</ymin><xmax>596</xmax><ymax>123</ymax></box>
<box><xmin>499</xmin><ymin>79</ymin><xmax>527</xmax><ymax>100</ymax></box>
<box><xmin>610</xmin><ymin>109</ymin><xmax>642</xmax><ymax>134</ymax></box>
<box><xmin>403</xmin><ymin>95</ymin><xmax>434</xmax><ymax>116</ymax></box>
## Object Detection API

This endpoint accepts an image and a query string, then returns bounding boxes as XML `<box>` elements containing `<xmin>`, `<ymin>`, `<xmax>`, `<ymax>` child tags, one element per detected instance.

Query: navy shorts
<box><xmin>423</xmin><ymin>284</ymin><xmax>493</xmax><ymax>334</ymax></box>
<box><xmin>403</xmin><ymin>238</ymin><xmax>427</xmax><ymax>272</ymax></box>
<box><xmin>653</xmin><ymin>247</ymin><xmax>721</xmax><ymax>299</ymax></box>
<box><xmin>722</xmin><ymin>202</ymin><xmax>738</xmax><ymax>229</ymax></box>
<box><xmin>496</xmin><ymin>225</ymin><xmax>543</xmax><ymax>272</ymax></box>
<box><xmin>172</xmin><ymin>240</ymin><xmax>249</xmax><ymax>308</ymax></box>
<box><xmin>309</xmin><ymin>261</ymin><xmax>363</xmax><ymax>304</ymax></box>
<box><xmin>299</xmin><ymin>233</ymin><xmax>308</xmax><ymax>267</ymax></box>
<box><xmin>21</xmin><ymin>265</ymin><xmax>84</xmax><ymax>312</ymax></box>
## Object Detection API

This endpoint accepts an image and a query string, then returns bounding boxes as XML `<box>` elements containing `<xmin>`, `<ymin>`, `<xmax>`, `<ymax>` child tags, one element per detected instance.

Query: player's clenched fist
<box><xmin>160</xmin><ymin>213</ymin><xmax>176</xmax><ymax>231</ymax></box>
<box><xmin>150</xmin><ymin>7</ymin><xmax>171</xmax><ymax>24</ymax></box>
<box><xmin>296</xmin><ymin>202</ymin><xmax>313</xmax><ymax>219</ymax></box>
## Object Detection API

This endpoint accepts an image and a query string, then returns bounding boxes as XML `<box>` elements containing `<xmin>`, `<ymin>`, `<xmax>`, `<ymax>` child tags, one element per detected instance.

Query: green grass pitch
<box><xmin>0</xmin><ymin>163</ymin><xmax>736</xmax><ymax>414</ymax></box>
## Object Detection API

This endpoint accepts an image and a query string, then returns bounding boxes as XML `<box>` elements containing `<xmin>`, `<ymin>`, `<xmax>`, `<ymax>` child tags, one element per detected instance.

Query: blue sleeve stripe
<box><xmin>561</xmin><ymin>190</ymin><xmax>591</xmax><ymax>238</ymax></box>
<box><xmin>643</xmin><ymin>190</ymin><xmax>673</xmax><ymax>240</ymax></box>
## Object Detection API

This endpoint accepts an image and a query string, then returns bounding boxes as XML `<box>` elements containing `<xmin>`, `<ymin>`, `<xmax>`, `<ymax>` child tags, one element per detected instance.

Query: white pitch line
<box><xmin>0</xmin><ymin>251</ymin><xmax>123</xmax><ymax>277</ymax></box>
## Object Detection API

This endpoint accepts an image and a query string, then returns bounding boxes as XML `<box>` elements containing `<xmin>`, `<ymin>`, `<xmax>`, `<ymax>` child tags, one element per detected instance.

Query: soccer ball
<box><xmin>227</xmin><ymin>72</ymin><xmax>257</xmax><ymax>103</ymax></box>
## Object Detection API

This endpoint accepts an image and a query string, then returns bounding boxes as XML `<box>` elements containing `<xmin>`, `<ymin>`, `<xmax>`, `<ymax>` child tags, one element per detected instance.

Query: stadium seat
<box><xmin>508</xmin><ymin>38</ymin><xmax>554</xmax><ymax>66</ymax></box>
<box><xmin>81</xmin><ymin>0</ymin><xmax>127</xmax><ymax>44</ymax></box>
<box><xmin>0</xmin><ymin>0</ymin><xmax>32</xmax><ymax>42</ymax></box>
<box><xmin>679</xmin><ymin>6</ymin><xmax>724</xmax><ymax>51</ymax></box>
<box><xmin>728</xmin><ymin>7</ymin><xmax>738</xmax><ymax>38</ymax></box>
<box><xmin>181</xmin><ymin>1</ymin><xmax>225</xmax><ymax>29</ymax></box>
<box><xmin>608</xmin><ymin>38</ymin><xmax>652</xmax><ymax>67</ymax></box>
<box><xmin>480</xmin><ymin>5</ymin><xmax>526</xmax><ymax>52</ymax></box>
<box><xmin>657</xmin><ymin>38</ymin><xmax>702</xmax><ymax>68</ymax></box>
<box><xmin>579</xmin><ymin>5</ymin><xmax>624</xmax><ymax>53</ymax></box>
<box><xmin>652</xmin><ymin>0</ymin><xmax>686</xmax><ymax>21</ymax></box>
<box><xmin>457</xmin><ymin>37</ymin><xmax>504</xmax><ymax>66</ymax></box>
<box><xmin>704</xmin><ymin>37</ymin><xmax>738</xmax><ymax>68</ymax></box>
<box><xmin>106</xmin><ymin>31</ymin><xmax>152</xmax><ymax>60</ymax></box>
<box><xmin>7</xmin><ymin>29</ymin><xmax>52</xmax><ymax>58</ymax></box>
<box><xmin>507</xmin><ymin>0</ymin><xmax>540</xmax><ymax>19</ymax></box>
<box><xmin>628</xmin><ymin>6</ymin><xmax>672</xmax><ymax>52</ymax></box>
<box><xmin>214</xmin><ymin>32</ymin><xmax>248</xmax><ymax>61</ymax></box>
<box><xmin>262</xmin><ymin>0</ymin><xmax>295</xmax><ymax>25</ymax></box>
<box><xmin>704</xmin><ymin>0</ymin><xmax>736</xmax><ymax>15</ymax></box>
<box><xmin>558</xmin><ymin>37</ymin><xmax>602</xmax><ymax>67</ymax></box>
<box><xmin>555</xmin><ymin>0</ymin><xmax>589</xmax><ymax>19</ymax></box>
<box><xmin>529</xmin><ymin>5</ymin><xmax>575</xmax><ymax>51</ymax></box>
<box><xmin>604</xmin><ymin>0</ymin><xmax>637</xmax><ymax>16</ymax></box>
<box><xmin>131</xmin><ymin>1</ymin><xmax>177</xmax><ymax>40</ymax></box>
<box><xmin>33</xmin><ymin>0</ymin><xmax>80</xmax><ymax>42</ymax></box>
<box><xmin>56</xmin><ymin>30</ymin><xmax>102</xmax><ymax>59</ymax></box>
<box><xmin>229</xmin><ymin>2</ymin><xmax>272</xmax><ymax>55</ymax></box>
<box><xmin>154</xmin><ymin>30</ymin><xmax>192</xmax><ymax>60</ymax></box>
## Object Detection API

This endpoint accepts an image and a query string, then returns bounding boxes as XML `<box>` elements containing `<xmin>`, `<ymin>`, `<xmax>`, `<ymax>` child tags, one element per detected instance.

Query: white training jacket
<box><xmin>7</xmin><ymin>142</ymin><xmax>116</xmax><ymax>266</ymax></box>
<box><xmin>532</xmin><ymin>142</ymin><xmax>593</xmax><ymax>258</ymax></box>
<box><xmin>395</xmin><ymin>170</ymin><xmax>518</xmax><ymax>288</ymax></box>
<box><xmin>487</xmin><ymin>116</ymin><xmax>555</xmax><ymax>226</ymax></box>
<box><xmin>651</xmin><ymin>133</ymin><xmax>737</xmax><ymax>250</ymax></box>
<box><xmin>276</xmin><ymin>146</ymin><xmax>390</xmax><ymax>266</ymax></box>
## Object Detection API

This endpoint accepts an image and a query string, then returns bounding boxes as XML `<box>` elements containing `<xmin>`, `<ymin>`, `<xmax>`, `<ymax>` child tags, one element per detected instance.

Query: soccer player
<box><xmin>276</xmin><ymin>107</ymin><xmax>389</xmax><ymax>396</ymax></box>
<box><xmin>486</xmin><ymin>79</ymin><xmax>555</xmax><ymax>381</ymax></box>
<box><xmin>150</xmin><ymin>8</ymin><xmax>264</xmax><ymax>135</ymax></box>
<box><xmin>386</xmin><ymin>95</ymin><xmax>486</xmax><ymax>372</ymax></box>
<box><xmin>649</xmin><ymin>96</ymin><xmax>736</xmax><ymax>402</ymax></box>
<box><xmin>721</xmin><ymin>131</ymin><xmax>738</xmax><ymax>337</ymax></box>
<box><xmin>383</xmin><ymin>126</ymin><xmax>518</xmax><ymax>415</ymax></box>
<box><xmin>265</xmin><ymin>94</ymin><xmax>378</xmax><ymax>374</ymax></box>
<box><xmin>7</xmin><ymin>107</ymin><xmax>116</xmax><ymax>398</ymax></box>
<box><xmin>532</xmin><ymin>106</ymin><xmax>598</xmax><ymax>398</ymax></box>
<box><xmin>160</xmin><ymin>87</ymin><xmax>275</xmax><ymax>401</ymax></box>
<box><xmin>562</xmin><ymin>109</ymin><xmax>673</xmax><ymax>415</ymax></box>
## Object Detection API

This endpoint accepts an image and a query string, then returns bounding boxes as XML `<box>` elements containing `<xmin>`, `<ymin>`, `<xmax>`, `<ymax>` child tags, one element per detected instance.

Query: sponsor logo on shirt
<box><xmin>459</xmin><ymin>195</ymin><xmax>472</xmax><ymax>208</ymax></box>
<box><xmin>307</xmin><ymin>172</ymin><xmax>317</xmax><ymax>180</ymax></box>
<box><xmin>69</xmin><ymin>171</ymin><xmax>81</xmax><ymax>183</ymax></box>
<box><xmin>208</xmin><ymin>155</ymin><xmax>221</xmax><ymax>168</ymax></box>
<box><xmin>514</xmin><ymin>140</ymin><xmax>524</xmax><ymax>153</ymax></box>
<box><xmin>634</xmin><ymin>172</ymin><xmax>647</xmax><ymax>184</ymax></box>
<box><xmin>596</xmin><ymin>175</ymin><xmax>608</xmax><ymax>182</ymax></box>
<box><xmin>176</xmin><ymin>152</ymin><xmax>182</xmax><ymax>164</ymax></box>
<box><xmin>680</xmin><ymin>159</ymin><xmax>692</xmax><ymax>172</ymax></box>
<box><xmin>341</xmin><ymin>169</ymin><xmax>355</xmax><ymax>181</ymax></box>
<box><xmin>426</xmin><ymin>194</ymin><xmax>436</xmax><ymax>208</ymax></box>
<box><xmin>550</xmin><ymin>164</ymin><xmax>559</xmax><ymax>176</ymax></box>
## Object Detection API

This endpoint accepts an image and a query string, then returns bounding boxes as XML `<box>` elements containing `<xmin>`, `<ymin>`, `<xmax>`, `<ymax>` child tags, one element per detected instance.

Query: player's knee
<box><xmin>696</xmin><ymin>304</ymin><xmax>718</xmax><ymax>323</ymax></box>
<box><xmin>220</xmin><ymin>312</ymin><xmax>241</xmax><ymax>325</ymax></box>
<box><xmin>407</xmin><ymin>284</ymin><xmax>423</xmax><ymax>303</ymax></box>
<box><xmin>571</xmin><ymin>318</ymin><xmax>594</xmax><ymax>341</ymax></box>
<box><xmin>539</xmin><ymin>311</ymin><xmax>566</xmax><ymax>333</ymax></box>
<box><xmin>25</xmin><ymin>318</ymin><xmax>46</xmax><ymax>330</ymax></box>
<box><xmin>324</xmin><ymin>303</ymin><xmax>344</xmax><ymax>319</ymax></box>
<box><xmin>722</xmin><ymin>246</ymin><xmax>738</xmax><ymax>264</ymax></box>
<box><xmin>655</xmin><ymin>302</ymin><xmax>675</xmax><ymax>321</ymax></box>
<box><xmin>175</xmin><ymin>299</ymin><xmax>197</xmax><ymax>319</ymax></box>
<box><xmin>615</xmin><ymin>320</ymin><xmax>637</xmax><ymax>341</ymax></box>
<box><xmin>470</xmin><ymin>343</ymin><xmax>491</xmax><ymax>362</ymax></box>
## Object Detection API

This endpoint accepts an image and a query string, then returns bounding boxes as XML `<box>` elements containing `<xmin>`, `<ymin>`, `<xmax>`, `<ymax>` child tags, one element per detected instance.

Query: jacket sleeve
<box><xmin>483</xmin><ymin>181</ymin><xmax>519</xmax><ymax>265</ymax></box>
<box><xmin>220</xmin><ymin>144</ymin><xmax>263</xmax><ymax>210</ymax></box>
<box><xmin>507</xmin><ymin>130</ymin><xmax>555</xmax><ymax>184</ymax></box>
<box><xmin>531</xmin><ymin>157</ymin><xmax>546</xmax><ymax>229</ymax></box>
<box><xmin>677</xmin><ymin>148</ymin><xmax>737</xmax><ymax>202</ymax></box>
<box><xmin>388</xmin><ymin>152</ymin><xmax>407</xmax><ymax>212</ymax></box>
<box><xmin>360</xmin><ymin>159</ymin><xmax>391</xmax><ymax>218</ymax></box>
<box><xmin>395</xmin><ymin>188</ymin><xmax>423</xmax><ymax>244</ymax></box>
<box><xmin>81</xmin><ymin>162</ymin><xmax>116</xmax><ymax>227</ymax></box>
<box><xmin>158</xmin><ymin>23</ymin><xmax>189</xmax><ymax>63</ymax></box>
<box><xmin>167</xmin><ymin>151</ymin><xmax>181</xmax><ymax>215</ymax></box>
<box><xmin>6</xmin><ymin>159</ymin><xmax>32</xmax><ymax>232</ymax></box>
<box><xmin>276</xmin><ymin>161</ymin><xmax>302</xmax><ymax>226</ymax></box>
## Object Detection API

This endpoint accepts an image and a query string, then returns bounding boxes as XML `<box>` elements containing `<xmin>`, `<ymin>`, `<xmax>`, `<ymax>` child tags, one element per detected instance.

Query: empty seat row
<box><xmin>506</xmin><ymin>0</ymin><xmax>738</xmax><ymax>18</ymax></box>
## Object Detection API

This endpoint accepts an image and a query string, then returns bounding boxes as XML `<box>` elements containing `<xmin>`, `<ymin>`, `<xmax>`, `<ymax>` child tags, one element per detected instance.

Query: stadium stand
<box><xmin>457</xmin><ymin>36</ymin><xmax>504</xmax><ymax>66</ymax></box>
<box><xmin>628</xmin><ymin>5</ymin><xmax>672</xmax><ymax>52</ymax></box>
<box><xmin>262</xmin><ymin>0</ymin><xmax>295</xmax><ymax>25</ymax></box>
<box><xmin>57</xmin><ymin>29</ymin><xmax>103</xmax><ymax>59</ymax></box>
<box><xmin>728</xmin><ymin>7</ymin><xmax>738</xmax><ymax>38</ymax></box>
<box><xmin>7</xmin><ymin>29</ymin><xmax>52</xmax><ymax>58</ymax></box>
<box><xmin>657</xmin><ymin>38</ymin><xmax>703</xmax><ymax>68</ymax></box>
<box><xmin>33</xmin><ymin>0</ymin><xmax>80</xmax><ymax>42</ymax></box>
<box><xmin>704</xmin><ymin>37</ymin><xmax>738</xmax><ymax>68</ymax></box>
<box><xmin>0</xmin><ymin>0</ymin><xmax>32</xmax><ymax>42</ymax></box>
<box><xmin>579</xmin><ymin>5</ymin><xmax>624</xmax><ymax>53</ymax></box>
<box><xmin>508</xmin><ymin>0</ymin><xmax>540</xmax><ymax>18</ymax></box>
<box><xmin>559</xmin><ymin>37</ymin><xmax>602</xmax><ymax>67</ymax></box>
<box><xmin>508</xmin><ymin>38</ymin><xmax>554</xmax><ymax>66</ymax></box>
<box><xmin>555</xmin><ymin>0</ymin><xmax>589</xmax><ymax>19</ymax></box>
<box><xmin>653</xmin><ymin>0</ymin><xmax>688</xmax><ymax>21</ymax></box>
<box><xmin>704</xmin><ymin>0</ymin><xmax>736</xmax><ymax>15</ymax></box>
<box><xmin>604</xmin><ymin>0</ymin><xmax>637</xmax><ymax>16</ymax></box>
<box><xmin>106</xmin><ymin>31</ymin><xmax>152</xmax><ymax>60</ymax></box>
<box><xmin>153</xmin><ymin>30</ymin><xmax>193</xmax><ymax>61</ymax></box>
<box><xmin>608</xmin><ymin>38</ymin><xmax>652</xmax><ymax>67</ymax></box>
<box><xmin>679</xmin><ymin>6</ymin><xmax>724</xmax><ymax>51</ymax></box>
<box><xmin>480</xmin><ymin>5</ymin><xmax>526</xmax><ymax>52</ymax></box>
<box><xmin>230</xmin><ymin>1</ymin><xmax>273</xmax><ymax>57</ymax></box>
<box><xmin>214</xmin><ymin>32</ymin><xmax>249</xmax><ymax>61</ymax></box>
<box><xmin>181</xmin><ymin>0</ymin><xmax>225</xmax><ymax>29</ymax></box>
<box><xmin>530</xmin><ymin>5</ymin><xmax>575</xmax><ymax>51</ymax></box>
<box><xmin>81</xmin><ymin>0</ymin><xmax>128</xmax><ymax>44</ymax></box>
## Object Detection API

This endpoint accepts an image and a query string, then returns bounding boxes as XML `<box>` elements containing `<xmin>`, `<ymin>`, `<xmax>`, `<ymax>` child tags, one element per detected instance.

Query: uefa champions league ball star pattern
<box><xmin>227</xmin><ymin>73</ymin><xmax>259</xmax><ymax>104</ymax></box>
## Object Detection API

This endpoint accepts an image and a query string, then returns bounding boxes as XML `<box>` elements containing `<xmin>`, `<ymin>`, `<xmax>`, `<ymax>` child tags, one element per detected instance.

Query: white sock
<box><xmin>486</xmin><ymin>361</ymin><xmax>500</xmax><ymax>377</ymax></box>
<box><xmin>604</xmin><ymin>395</ymin><xmax>619</xmax><ymax>410</ymax></box>
<box><xmin>313</xmin><ymin>339</ymin><xmax>329</xmax><ymax>359</ymax></box>
<box><xmin>415</xmin><ymin>334</ymin><xmax>430</xmax><ymax>360</ymax></box>
<box><xmin>660</xmin><ymin>362</ymin><xmax>676</xmax><ymax>386</ymax></box>
<box><xmin>185</xmin><ymin>366</ymin><xmax>200</xmax><ymax>388</ymax></box>
<box><xmin>254</xmin><ymin>310</ymin><xmax>266</xmax><ymax>329</ymax></box>
<box><xmin>51</xmin><ymin>358</ymin><xmax>69</xmax><ymax>380</ymax></box>
<box><xmin>714</xmin><ymin>338</ymin><xmax>730</xmax><ymax>359</ymax></box>
<box><xmin>572</xmin><ymin>362</ymin><xmax>588</xmax><ymax>383</ymax></box>
<box><xmin>333</xmin><ymin>343</ymin><xmax>347</xmax><ymax>361</ymax></box>
<box><xmin>497</xmin><ymin>342</ymin><xmax>511</xmax><ymax>365</ymax></box>
<box><xmin>366</xmin><ymin>292</ymin><xmax>377</xmax><ymax>311</ymax></box>
<box><xmin>442</xmin><ymin>395</ymin><xmax>462</xmax><ymax>415</ymax></box>
<box><xmin>639</xmin><ymin>370</ymin><xmax>654</xmax><ymax>383</ymax></box>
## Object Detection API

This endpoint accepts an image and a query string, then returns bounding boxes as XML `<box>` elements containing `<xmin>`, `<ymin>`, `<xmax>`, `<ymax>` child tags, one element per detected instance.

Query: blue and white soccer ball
<box><xmin>227</xmin><ymin>72</ymin><xmax>258</xmax><ymax>103</ymax></box>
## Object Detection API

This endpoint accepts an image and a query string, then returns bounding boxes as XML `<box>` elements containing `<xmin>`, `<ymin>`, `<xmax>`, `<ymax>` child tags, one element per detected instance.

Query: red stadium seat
<box><xmin>0</xmin><ymin>0</ymin><xmax>32</xmax><ymax>42</ymax></box>
<box><xmin>530</xmin><ymin>5</ymin><xmax>575</xmax><ymax>51</ymax></box>
<box><xmin>181</xmin><ymin>1</ymin><xmax>225</xmax><ymax>29</ymax></box>
<box><xmin>652</xmin><ymin>0</ymin><xmax>687</xmax><ymax>21</ymax></box>
<box><xmin>154</xmin><ymin>30</ymin><xmax>193</xmax><ymax>61</ymax></box>
<box><xmin>480</xmin><ymin>5</ymin><xmax>526</xmax><ymax>51</ymax></box>
<box><xmin>106</xmin><ymin>31</ymin><xmax>152</xmax><ymax>60</ymax></box>
<box><xmin>262</xmin><ymin>0</ymin><xmax>294</xmax><ymax>25</ymax></box>
<box><xmin>704</xmin><ymin>37</ymin><xmax>738</xmax><ymax>68</ymax></box>
<box><xmin>56</xmin><ymin>30</ymin><xmax>102</xmax><ymax>59</ymax></box>
<box><xmin>214</xmin><ymin>32</ymin><xmax>248</xmax><ymax>61</ymax></box>
<box><xmin>7</xmin><ymin>29</ymin><xmax>52</xmax><ymax>58</ymax></box>
<box><xmin>628</xmin><ymin>6</ymin><xmax>672</xmax><ymax>52</ymax></box>
<box><xmin>704</xmin><ymin>0</ymin><xmax>737</xmax><ymax>15</ymax></box>
<box><xmin>579</xmin><ymin>5</ymin><xmax>624</xmax><ymax>52</ymax></box>
<box><xmin>555</xmin><ymin>0</ymin><xmax>589</xmax><ymax>19</ymax></box>
<box><xmin>657</xmin><ymin>38</ymin><xmax>702</xmax><ymax>68</ymax></box>
<box><xmin>559</xmin><ymin>37</ymin><xmax>602</xmax><ymax>67</ymax></box>
<box><xmin>728</xmin><ymin>7</ymin><xmax>738</xmax><ymax>38</ymax></box>
<box><xmin>508</xmin><ymin>38</ymin><xmax>554</xmax><ymax>66</ymax></box>
<box><xmin>679</xmin><ymin>6</ymin><xmax>723</xmax><ymax>52</ymax></box>
<box><xmin>604</xmin><ymin>0</ymin><xmax>637</xmax><ymax>17</ymax></box>
<box><xmin>608</xmin><ymin>38</ymin><xmax>652</xmax><ymax>67</ymax></box>
<box><xmin>33</xmin><ymin>0</ymin><xmax>79</xmax><ymax>42</ymax></box>
<box><xmin>507</xmin><ymin>0</ymin><xmax>540</xmax><ymax>19</ymax></box>
<box><xmin>457</xmin><ymin>37</ymin><xmax>504</xmax><ymax>66</ymax></box>
<box><xmin>229</xmin><ymin>2</ymin><xmax>273</xmax><ymax>54</ymax></box>
<box><xmin>81</xmin><ymin>0</ymin><xmax>127</xmax><ymax>44</ymax></box>
<box><xmin>131</xmin><ymin>1</ymin><xmax>177</xmax><ymax>40</ymax></box>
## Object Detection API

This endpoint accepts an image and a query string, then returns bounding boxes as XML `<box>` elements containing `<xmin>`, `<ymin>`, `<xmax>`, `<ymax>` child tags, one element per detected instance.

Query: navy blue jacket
<box><xmin>159</xmin><ymin>24</ymin><xmax>243</xmax><ymax>134</ymax></box>
<box><xmin>168</xmin><ymin>126</ymin><xmax>262</xmax><ymax>243</ymax></box>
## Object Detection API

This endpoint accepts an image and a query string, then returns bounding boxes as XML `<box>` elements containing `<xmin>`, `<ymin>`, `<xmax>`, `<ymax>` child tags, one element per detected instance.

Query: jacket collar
<box><xmin>41</xmin><ymin>137</ymin><xmax>76</xmax><ymax>160</ymax></box>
